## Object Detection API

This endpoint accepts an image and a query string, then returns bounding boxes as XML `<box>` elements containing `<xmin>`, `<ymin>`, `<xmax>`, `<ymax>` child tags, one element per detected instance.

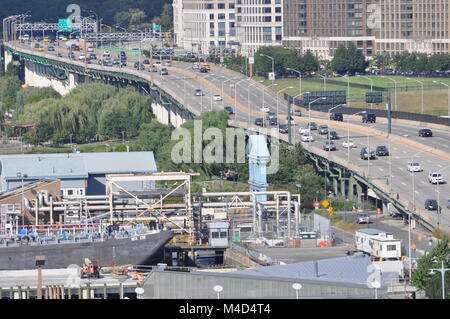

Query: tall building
<box><xmin>283</xmin><ymin>0</ymin><xmax>450</xmax><ymax>59</ymax></box>
<box><xmin>173</xmin><ymin>0</ymin><xmax>237</xmax><ymax>55</ymax></box>
<box><xmin>235</xmin><ymin>0</ymin><xmax>284</xmax><ymax>56</ymax></box>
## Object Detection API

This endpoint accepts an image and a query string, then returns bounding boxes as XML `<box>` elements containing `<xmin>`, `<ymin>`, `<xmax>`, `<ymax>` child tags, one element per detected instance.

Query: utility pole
<box><xmin>387</xmin><ymin>93</ymin><xmax>392</xmax><ymax>134</ymax></box>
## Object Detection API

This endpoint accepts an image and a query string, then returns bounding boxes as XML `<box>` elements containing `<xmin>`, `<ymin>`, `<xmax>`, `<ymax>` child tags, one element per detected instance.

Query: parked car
<box><xmin>318</xmin><ymin>125</ymin><xmax>329</xmax><ymax>135</ymax></box>
<box><xmin>328</xmin><ymin>131</ymin><xmax>339</xmax><ymax>140</ymax></box>
<box><xmin>425</xmin><ymin>199</ymin><xmax>438</xmax><ymax>211</ymax></box>
<box><xmin>254</xmin><ymin>118</ymin><xmax>264</xmax><ymax>127</ymax></box>
<box><xmin>301</xmin><ymin>134</ymin><xmax>314</xmax><ymax>142</ymax></box>
<box><xmin>323</xmin><ymin>141</ymin><xmax>336</xmax><ymax>151</ymax></box>
<box><xmin>362</xmin><ymin>113</ymin><xmax>376</xmax><ymax>123</ymax></box>
<box><xmin>260</xmin><ymin>106</ymin><xmax>270</xmax><ymax>113</ymax></box>
<box><xmin>376</xmin><ymin>145</ymin><xmax>389</xmax><ymax>156</ymax></box>
<box><xmin>212</xmin><ymin>94</ymin><xmax>222</xmax><ymax>101</ymax></box>
<box><xmin>342</xmin><ymin>140</ymin><xmax>356</xmax><ymax>148</ymax></box>
<box><xmin>360</xmin><ymin>147</ymin><xmax>376</xmax><ymax>160</ymax></box>
<box><xmin>194</xmin><ymin>89</ymin><xmax>204</xmax><ymax>96</ymax></box>
<box><xmin>418</xmin><ymin>128</ymin><xmax>433</xmax><ymax>137</ymax></box>
<box><xmin>356</xmin><ymin>212</ymin><xmax>371</xmax><ymax>224</ymax></box>
<box><xmin>428</xmin><ymin>172</ymin><xmax>444</xmax><ymax>184</ymax></box>
<box><xmin>224</xmin><ymin>106</ymin><xmax>234</xmax><ymax>115</ymax></box>
<box><xmin>279</xmin><ymin>124</ymin><xmax>289</xmax><ymax>134</ymax></box>
<box><xmin>407</xmin><ymin>162</ymin><xmax>423</xmax><ymax>172</ymax></box>
<box><xmin>330</xmin><ymin>112</ymin><xmax>343</xmax><ymax>121</ymax></box>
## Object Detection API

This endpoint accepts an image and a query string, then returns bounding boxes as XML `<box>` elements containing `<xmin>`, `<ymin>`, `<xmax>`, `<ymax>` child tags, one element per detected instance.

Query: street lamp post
<box><xmin>248</xmin><ymin>81</ymin><xmax>264</xmax><ymax>125</ymax></box>
<box><xmin>433</xmin><ymin>81</ymin><xmax>450</xmax><ymax>117</ymax></box>
<box><xmin>260</xmin><ymin>54</ymin><xmax>275</xmax><ymax>87</ymax></box>
<box><xmin>314</xmin><ymin>73</ymin><xmax>327</xmax><ymax>91</ymax></box>
<box><xmin>286</xmin><ymin>68</ymin><xmax>302</xmax><ymax>96</ymax></box>
<box><xmin>381</xmin><ymin>76</ymin><xmax>398</xmax><ymax>111</ymax></box>
<box><xmin>276</xmin><ymin>86</ymin><xmax>294</xmax><ymax>129</ymax></box>
<box><xmin>347</xmin><ymin>111</ymin><xmax>366</xmax><ymax>163</ymax></box>
<box><xmin>429</xmin><ymin>259</ymin><xmax>450</xmax><ymax>300</ymax></box>
<box><xmin>407</xmin><ymin>77</ymin><xmax>424</xmax><ymax>114</ymax></box>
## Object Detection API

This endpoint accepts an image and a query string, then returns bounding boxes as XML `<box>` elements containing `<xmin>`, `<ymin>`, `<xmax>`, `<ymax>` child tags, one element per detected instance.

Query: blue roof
<box><xmin>232</xmin><ymin>255</ymin><xmax>394</xmax><ymax>287</ymax></box>
<box><xmin>0</xmin><ymin>152</ymin><xmax>157</xmax><ymax>180</ymax></box>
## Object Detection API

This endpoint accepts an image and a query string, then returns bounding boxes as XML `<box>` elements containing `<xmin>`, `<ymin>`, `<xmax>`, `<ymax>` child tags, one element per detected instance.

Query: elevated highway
<box><xmin>3</xmin><ymin>39</ymin><xmax>450</xmax><ymax>233</ymax></box>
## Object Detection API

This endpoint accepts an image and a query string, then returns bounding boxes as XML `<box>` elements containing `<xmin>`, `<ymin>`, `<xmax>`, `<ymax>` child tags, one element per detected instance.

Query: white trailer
<box><xmin>355</xmin><ymin>229</ymin><xmax>402</xmax><ymax>260</ymax></box>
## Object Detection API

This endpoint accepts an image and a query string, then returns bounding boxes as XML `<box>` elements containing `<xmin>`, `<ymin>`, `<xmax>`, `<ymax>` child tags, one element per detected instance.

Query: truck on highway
<box><xmin>353</xmin><ymin>228</ymin><xmax>402</xmax><ymax>260</ymax></box>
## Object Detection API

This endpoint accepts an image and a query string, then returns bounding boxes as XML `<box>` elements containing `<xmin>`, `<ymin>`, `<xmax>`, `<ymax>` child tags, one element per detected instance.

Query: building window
<box><xmin>229</xmin><ymin>3</ymin><xmax>235</xmax><ymax>9</ymax></box>
<box><xmin>275</xmin><ymin>16</ymin><xmax>282</xmax><ymax>22</ymax></box>
<box><xmin>210</xmin><ymin>14</ymin><xmax>214</xmax><ymax>19</ymax></box>
<box><xmin>275</xmin><ymin>34</ymin><xmax>282</xmax><ymax>41</ymax></box>
<box><xmin>218</xmin><ymin>3</ymin><xmax>225</xmax><ymax>9</ymax></box>
<box><xmin>275</xmin><ymin>7</ymin><xmax>281</xmax><ymax>13</ymax></box>
<box><xmin>263</xmin><ymin>16</ymin><xmax>272</xmax><ymax>22</ymax></box>
<box><xmin>218</xmin><ymin>13</ymin><xmax>226</xmax><ymax>20</ymax></box>
<box><xmin>229</xmin><ymin>13</ymin><xmax>235</xmax><ymax>19</ymax></box>
<box><xmin>206</xmin><ymin>4</ymin><xmax>213</xmax><ymax>9</ymax></box>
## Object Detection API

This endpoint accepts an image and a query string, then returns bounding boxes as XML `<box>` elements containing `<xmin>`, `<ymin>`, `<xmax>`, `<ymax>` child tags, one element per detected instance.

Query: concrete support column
<box><xmin>341</xmin><ymin>180</ymin><xmax>347</xmax><ymax>198</ymax></box>
<box><xmin>332</xmin><ymin>178</ymin><xmax>338</xmax><ymax>197</ymax></box>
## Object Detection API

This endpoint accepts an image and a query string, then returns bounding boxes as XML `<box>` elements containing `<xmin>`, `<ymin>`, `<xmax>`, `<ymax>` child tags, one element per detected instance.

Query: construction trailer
<box><xmin>355</xmin><ymin>229</ymin><xmax>402</xmax><ymax>260</ymax></box>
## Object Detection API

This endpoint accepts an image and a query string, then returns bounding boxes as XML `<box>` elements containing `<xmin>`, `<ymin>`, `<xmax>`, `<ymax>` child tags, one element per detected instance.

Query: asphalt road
<box><xmin>11</xmin><ymin>39</ymin><xmax>450</xmax><ymax>230</ymax></box>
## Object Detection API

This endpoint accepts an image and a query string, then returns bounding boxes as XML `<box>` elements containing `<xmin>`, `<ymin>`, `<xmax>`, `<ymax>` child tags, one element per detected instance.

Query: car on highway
<box><xmin>200</xmin><ymin>67</ymin><xmax>208</xmax><ymax>73</ymax></box>
<box><xmin>342</xmin><ymin>140</ymin><xmax>356</xmax><ymax>148</ymax></box>
<box><xmin>56</xmin><ymin>52</ymin><xmax>63</xmax><ymax>57</ymax></box>
<box><xmin>224</xmin><ymin>106</ymin><xmax>234</xmax><ymax>115</ymax></box>
<box><xmin>87</xmin><ymin>46</ymin><xmax>94</xmax><ymax>52</ymax></box>
<box><xmin>269</xmin><ymin>118</ymin><xmax>278</xmax><ymax>126</ymax></box>
<box><xmin>260</xmin><ymin>106</ymin><xmax>270</xmax><ymax>113</ymax></box>
<box><xmin>153</xmin><ymin>61</ymin><xmax>162</xmax><ymax>67</ymax></box>
<box><xmin>307</xmin><ymin>122</ymin><xmax>318</xmax><ymax>130</ymax></box>
<box><xmin>103</xmin><ymin>50</ymin><xmax>110</xmax><ymax>57</ymax></box>
<box><xmin>328</xmin><ymin>131</ymin><xmax>339</xmax><ymax>140</ymax></box>
<box><xmin>71</xmin><ymin>44</ymin><xmax>80</xmax><ymax>51</ymax></box>
<box><xmin>323</xmin><ymin>140</ymin><xmax>336</xmax><ymax>151</ymax></box>
<box><xmin>279</xmin><ymin>124</ymin><xmax>289</xmax><ymax>134</ymax></box>
<box><xmin>292</xmin><ymin>109</ymin><xmax>302</xmax><ymax>116</ymax></box>
<box><xmin>428</xmin><ymin>172</ymin><xmax>444</xmax><ymax>184</ymax></box>
<box><xmin>212</xmin><ymin>94</ymin><xmax>222</xmax><ymax>101</ymax></box>
<box><xmin>356</xmin><ymin>212</ymin><xmax>370</xmax><ymax>224</ymax></box>
<box><xmin>78</xmin><ymin>54</ymin><xmax>86</xmax><ymax>61</ymax></box>
<box><xmin>34</xmin><ymin>43</ymin><xmax>40</xmax><ymax>49</ymax></box>
<box><xmin>360</xmin><ymin>147</ymin><xmax>376</xmax><ymax>160</ymax></box>
<box><xmin>254</xmin><ymin>118</ymin><xmax>264</xmax><ymax>127</ymax></box>
<box><xmin>192</xmin><ymin>63</ymin><xmax>200</xmax><ymax>69</ymax></box>
<box><xmin>164</xmin><ymin>60</ymin><xmax>171</xmax><ymax>66</ymax></box>
<box><xmin>47</xmin><ymin>46</ymin><xmax>55</xmax><ymax>52</ymax></box>
<box><xmin>330</xmin><ymin>112</ymin><xmax>343</xmax><ymax>121</ymax></box>
<box><xmin>362</xmin><ymin>113</ymin><xmax>376</xmax><ymax>123</ymax></box>
<box><xmin>266</xmin><ymin>112</ymin><xmax>276</xmax><ymax>120</ymax></box>
<box><xmin>318</xmin><ymin>125</ymin><xmax>329</xmax><ymax>134</ymax></box>
<box><xmin>142</xmin><ymin>59</ymin><xmax>150</xmax><ymax>65</ymax></box>
<box><xmin>407</xmin><ymin>162</ymin><xmax>423</xmax><ymax>172</ymax></box>
<box><xmin>89</xmin><ymin>53</ymin><xmax>97</xmax><ymax>60</ymax></box>
<box><xmin>418</xmin><ymin>128</ymin><xmax>433</xmax><ymax>137</ymax></box>
<box><xmin>159</xmin><ymin>68</ymin><xmax>169</xmax><ymax>75</ymax></box>
<box><xmin>194</xmin><ymin>89</ymin><xmax>204</xmax><ymax>96</ymax></box>
<box><xmin>299</xmin><ymin>127</ymin><xmax>311</xmax><ymax>135</ymax></box>
<box><xmin>425</xmin><ymin>199</ymin><xmax>438</xmax><ymax>211</ymax></box>
<box><xmin>376</xmin><ymin>145</ymin><xmax>389</xmax><ymax>156</ymax></box>
<box><xmin>37</xmin><ymin>46</ymin><xmax>44</xmax><ymax>51</ymax></box>
<box><xmin>149</xmin><ymin>65</ymin><xmax>157</xmax><ymax>72</ymax></box>
<box><xmin>301</xmin><ymin>134</ymin><xmax>314</xmax><ymax>142</ymax></box>
<box><xmin>68</xmin><ymin>52</ymin><xmax>75</xmax><ymax>59</ymax></box>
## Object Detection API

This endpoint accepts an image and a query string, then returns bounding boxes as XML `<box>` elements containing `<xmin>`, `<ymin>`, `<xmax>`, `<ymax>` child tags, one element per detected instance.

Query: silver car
<box><xmin>356</xmin><ymin>213</ymin><xmax>370</xmax><ymax>224</ymax></box>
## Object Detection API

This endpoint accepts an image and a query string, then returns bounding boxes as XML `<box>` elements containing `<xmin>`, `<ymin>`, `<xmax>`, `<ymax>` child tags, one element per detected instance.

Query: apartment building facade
<box><xmin>283</xmin><ymin>0</ymin><xmax>450</xmax><ymax>59</ymax></box>
<box><xmin>173</xmin><ymin>0</ymin><xmax>237</xmax><ymax>55</ymax></box>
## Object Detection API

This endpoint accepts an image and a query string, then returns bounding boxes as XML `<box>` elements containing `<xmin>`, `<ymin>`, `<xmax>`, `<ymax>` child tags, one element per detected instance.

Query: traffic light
<box><xmin>329</xmin><ymin>206</ymin><xmax>333</xmax><ymax>217</ymax></box>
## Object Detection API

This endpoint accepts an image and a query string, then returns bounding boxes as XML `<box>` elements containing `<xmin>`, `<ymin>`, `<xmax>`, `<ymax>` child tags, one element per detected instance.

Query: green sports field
<box><xmin>256</xmin><ymin>75</ymin><xmax>450</xmax><ymax>116</ymax></box>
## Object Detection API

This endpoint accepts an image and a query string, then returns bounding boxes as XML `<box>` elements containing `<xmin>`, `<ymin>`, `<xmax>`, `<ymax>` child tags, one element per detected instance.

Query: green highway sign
<box><xmin>58</xmin><ymin>19</ymin><xmax>72</xmax><ymax>31</ymax></box>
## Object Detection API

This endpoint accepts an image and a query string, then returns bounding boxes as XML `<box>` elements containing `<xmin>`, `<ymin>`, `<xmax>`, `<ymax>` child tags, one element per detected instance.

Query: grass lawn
<box><xmin>255</xmin><ymin>75</ymin><xmax>450</xmax><ymax>116</ymax></box>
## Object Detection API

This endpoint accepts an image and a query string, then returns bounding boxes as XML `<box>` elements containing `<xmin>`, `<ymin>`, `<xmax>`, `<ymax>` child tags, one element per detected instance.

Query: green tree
<box><xmin>301</xmin><ymin>50</ymin><xmax>320</xmax><ymax>72</ymax></box>
<box><xmin>153</xmin><ymin>3</ymin><xmax>174</xmax><ymax>31</ymax></box>
<box><xmin>331</xmin><ymin>43</ymin><xmax>368</xmax><ymax>75</ymax></box>
<box><xmin>411</xmin><ymin>237</ymin><xmax>450</xmax><ymax>298</ymax></box>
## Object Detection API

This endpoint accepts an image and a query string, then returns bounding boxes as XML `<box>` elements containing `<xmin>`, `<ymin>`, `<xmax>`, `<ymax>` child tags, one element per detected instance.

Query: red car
<box><xmin>71</xmin><ymin>45</ymin><xmax>80</xmax><ymax>51</ymax></box>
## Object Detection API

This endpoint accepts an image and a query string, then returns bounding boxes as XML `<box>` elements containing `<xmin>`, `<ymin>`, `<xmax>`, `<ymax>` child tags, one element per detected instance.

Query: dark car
<box><xmin>159</xmin><ymin>68</ymin><xmax>168</xmax><ymax>75</ymax></box>
<box><xmin>279</xmin><ymin>124</ymin><xmax>289</xmax><ymax>134</ymax></box>
<box><xmin>47</xmin><ymin>46</ymin><xmax>55</xmax><ymax>51</ymax></box>
<box><xmin>269</xmin><ymin>118</ymin><xmax>278</xmax><ymax>126</ymax></box>
<box><xmin>323</xmin><ymin>141</ymin><xmax>337</xmax><ymax>151</ymax></box>
<box><xmin>292</xmin><ymin>109</ymin><xmax>302</xmax><ymax>116</ymax></box>
<box><xmin>360</xmin><ymin>147</ymin><xmax>376</xmax><ymax>160</ymax></box>
<box><xmin>362</xmin><ymin>113</ymin><xmax>376</xmax><ymax>123</ymax></box>
<box><xmin>34</xmin><ymin>43</ymin><xmax>40</xmax><ymax>48</ymax></box>
<box><xmin>376</xmin><ymin>145</ymin><xmax>389</xmax><ymax>156</ymax></box>
<box><xmin>149</xmin><ymin>65</ymin><xmax>157</xmax><ymax>72</ymax></box>
<box><xmin>142</xmin><ymin>59</ymin><xmax>150</xmax><ymax>65</ymax></box>
<box><xmin>134</xmin><ymin>61</ymin><xmax>140</xmax><ymax>69</ymax></box>
<box><xmin>68</xmin><ymin>52</ymin><xmax>75</xmax><ymax>59</ymax></box>
<box><xmin>194</xmin><ymin>89</ymin><xmax>204</xmax><ymax>96</ymax></box>
<box><xmin>266</xmin><ymin>112</ymin><xmax>276</xmax><ymax>120</ymax></box>
<box><xmin>307</xmin><ymin>122</ymin><xmax>318</xmax><ymax>130</ymax></box>
<box><xmin>330</xmin><ymin>112</ymin><xmax>343</xmax><ymax>121</ymax></box>
<box><xmin>318</xmin><ymin>125</ymin><xmax>329</xmax><ymax>134</ymax></box>
<box><xmin>224</xmin><ymin>106</ymin><xmax>234</xmax><ymax>115</ymax></box>
<box><xmin>200</xmin><ymin>67</ymin><xmax>208</xmax><ymax>73</ymax></box>
<box><xmin>89</xmin><ymin>53</ymin><xmax>97</xmax><ymax>60</ymax></box>
<box><xmin>328</xmin><ymin>131</ymin><xmax>339</xmax><ymax>140</ymax></box>
<box><xmin>425</xmin><ymin>199</ymin><xmax>438</xmax><ymax>211</ymax></box>
<box><xmin>255</xmin><ymin>118</ymin><xmax>264</xmax><ymax>127</ymax></box>
<box><xmin>418</xmin><ymin>128</ymin><xmax>433</xmax><ymax>137</ymax></box>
